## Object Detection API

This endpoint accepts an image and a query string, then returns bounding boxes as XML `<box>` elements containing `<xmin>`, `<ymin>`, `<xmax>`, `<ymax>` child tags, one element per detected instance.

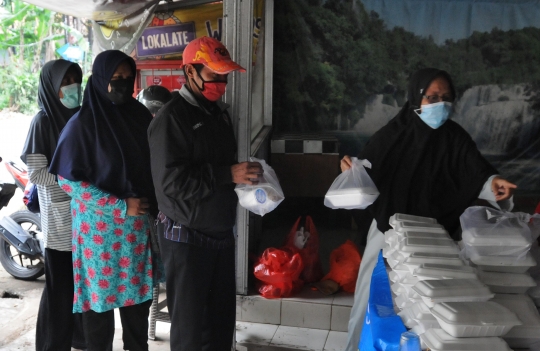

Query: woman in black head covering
<box><xmin>343</xmin><ymin>68</ymin><xmax>517</xmax><ymax>351</ymax></box>
<box><xmin>49</xmin><ymin>50</ymin><xmax>157</xmax><ymax>351</ymax></box>
<box><xmin>21</xmin><ymin>59</ymin><xmax>86</xmax><ymax>351</ymax></box>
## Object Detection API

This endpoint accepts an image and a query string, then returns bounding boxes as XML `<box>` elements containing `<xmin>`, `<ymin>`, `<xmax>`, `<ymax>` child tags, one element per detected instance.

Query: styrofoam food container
<box><xmin>402</xmin><ymin>252</ymin><xmax>464</xmax><ymax>274</ymax></box>
<box><xmin>462</xmin><ymin>227</ymin><xmax>532</xmax><ymax>257</ymax></box>
<box><xmin>413</xmin><ymin>263</ymin><xmax>477</xmax><ymax>281</ymax></box>
<box><xmin>477</xmin><ymin>269</ymin><xmax>536</xmax><ymax>294</ymax></box>
<box><xmin>430</xmin><ymin>301</ymin><xmax>521</xmax><ymax>338</ymax></box>
<box><xmin>388</xmin><ymin>264</ymin><xmax>413</xmax><ymax>283</ymax></box>
<box><xmin>389</xmin><ymin>213</ymin><xmax>438</xmax><ymax>227</ymax></box>
<box><xmin>392</xmin><ymin>276</ymin><xmax>421</xmax><ymax>298</ymax></box>
<box><xmin>387</xmin><ymin>229</ymin><xmax>451</xmax><ymax>247</ymax></box>
<box><xmin>420</xmin><ymin>328</ymin><xmax>512</xmax><ymax>351</ymax></box>
<box><xmin>324</xmin><ymin>188</ymin><xmax>379</xmax><ymax>209</ymax></box>
<box><xmin>412</xmin><ymin>279</ymin><xmax>494</xmax><ymax>307</ymax></box>
<box><xmin>469</xmin><ymin>252</ymin><xmax>536</xmax><ymax>273</ymax></box>
<box><xmin>492</xmin><ymin>293</ymin><xmax>540</xmax><ymax>349</ymax></box>
<box><xmin>528</xmin><ymin>285</ymin><xmax>540</xmax><ymax>307</ymax></box>
<box><xmin>395</xmin><ymin>293</ymin><xmax>422</xmax><ymax>310</ymax></box>
<box><xmin>399</xmin><ymin>301</ymin><xmax>440</xmax><ymax>330</ymax></box>
<box><xmin>394</xmin><ymin>221</ymin><xmax>447</xmax><ymax>234</ymax></box>
<box><xmin>385</xmin><ymin>249</ymin><xmax>404</xmax><ymax>268</ymax></box>
<box><xmin>396</xmin><ymin>237</ymin><xmax>460</xmax><ymax>257</ymax></box>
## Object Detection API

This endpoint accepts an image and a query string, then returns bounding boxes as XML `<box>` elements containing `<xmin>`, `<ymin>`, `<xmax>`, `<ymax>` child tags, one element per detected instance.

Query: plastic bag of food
<box><xmin>254</xmin><ymin>247</ymin><xmax>304</xmax><ymax>298</ymax></box>
<box><xmin>321</xmin><ymin>240</ymin><xmax>362</xmax><ymax>292</ymax></box>
<box><xmin>235</xmin><ymin>157</ymin><xmax>285</xmax><ymax>216</ymax></box>
<box><xmin>324</xmin><ymin>157</ymin><xmax>379</xmax><ymax>210</ymax></box>
<box><xmin>284</xmin><ymin>216</ymin><xmax>324</xmax><ymax>283</ymax></box>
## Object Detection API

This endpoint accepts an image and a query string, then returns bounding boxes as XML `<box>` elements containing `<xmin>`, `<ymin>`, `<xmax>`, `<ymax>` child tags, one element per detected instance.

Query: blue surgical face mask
<box><xmin>414</xmin><ymin>101</ymin><xmax>452</xmax><ymax>129</ymax></box>
<box><xmin>59</xmin><ymin>83</ymin><xmax>81</xmax><ymax>109</ymax></box>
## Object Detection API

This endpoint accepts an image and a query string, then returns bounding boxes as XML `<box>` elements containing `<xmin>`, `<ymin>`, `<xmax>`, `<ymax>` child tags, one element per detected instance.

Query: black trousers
<box><xmin>36</xmin><ymin>248</ymin><xmax>86</xmax><ymax>351</ymax></box>
<box><xmin>158</xmin><ymin>234</ymin><xmax>236</xmax><ymax>351</ymax></box>
<box><xmin>82</xmin><ymin>299</ymin><xmax>152</xmax><ymax>351</ymax></box>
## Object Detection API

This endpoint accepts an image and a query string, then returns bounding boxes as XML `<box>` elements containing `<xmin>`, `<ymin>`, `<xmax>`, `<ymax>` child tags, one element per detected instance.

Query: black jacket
<box><xmin>148</xmin><ymin>86</ymin><xmax>238</xmax><ymax>237</ymax></box>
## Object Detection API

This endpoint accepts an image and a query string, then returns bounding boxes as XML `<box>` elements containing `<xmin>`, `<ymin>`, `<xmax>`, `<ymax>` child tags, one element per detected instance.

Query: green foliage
<box><xmin>273</xmin><ymin>0</ymin><xmax>540</xmax><ymax>132</ymax></box>
<box><xmin>0</xmin><ymin>60</ymin><xmax>39</xmax><ymax>114</ymax></box>
<box><xmin>0</xmin><ymin>0</ymin><xmax>90</xmax><ymax>113</ymax></box>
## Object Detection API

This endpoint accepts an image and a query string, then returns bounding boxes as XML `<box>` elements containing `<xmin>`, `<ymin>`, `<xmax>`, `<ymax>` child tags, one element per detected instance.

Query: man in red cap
<box><xmin>148</xmin><ymin>36</ymin><xmax>262</xmax><ymax>351</ymax></box>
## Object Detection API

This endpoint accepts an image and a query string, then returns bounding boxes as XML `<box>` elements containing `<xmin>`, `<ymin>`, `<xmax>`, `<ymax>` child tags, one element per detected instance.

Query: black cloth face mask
<box><xmin>107</xmin><ymin>78</ymin><xmax>134</xmax><ymax>105</ymax></box>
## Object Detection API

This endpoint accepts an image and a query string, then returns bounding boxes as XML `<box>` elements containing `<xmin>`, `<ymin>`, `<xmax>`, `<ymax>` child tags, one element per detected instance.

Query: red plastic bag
<box><xmin>322</xmin><ymin>240</ymin><xmax>362</xmax><ymax>292</ymax></box>
<box><xmin>254</xmin><ymin>247</ymin><xmax>304</xmax><ymax>298</ymax></box>
<box><xmin>284</xmin><ymin>216</ymin><xmax>324</xmax><ymax>283</ymax></box>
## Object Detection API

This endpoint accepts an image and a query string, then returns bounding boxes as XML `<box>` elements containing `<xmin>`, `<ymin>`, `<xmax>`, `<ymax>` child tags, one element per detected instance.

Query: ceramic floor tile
<box><xmin>281</xmin><ymin>300</ymin><xmax>331</xmax><ymax>330</ymax></box>
<box><xmin>323</xmin><ymin>331</ymin><xmax>348</xmax><ymax>351</ymax></box>
<box><xmin>270</xmin><ymin>325</ymin><xmax>329</xmax><ymax>350</ymax></box>
<box><xmin>239</xmin><ymin>295</ymin><xmax>282</xmax><ymax>324</ymax></box>
<box><xmin>330</xmin><ymin>305</ymin><xmax>351</xmax><ymax>332</ymax></box>
<box><xmin>236</xmin><ymin>321</ymin><xmax>279</xmax><ymax>345</ymax></box>
<box><xmin>281</xmin><ymin>287</ymin><xmax>335</xmax><ymax>305</ymax></box>
<box><xmin>332</xmin><ymin>292</ymin><xmax>354</xmax><ymax>307</ymax></box>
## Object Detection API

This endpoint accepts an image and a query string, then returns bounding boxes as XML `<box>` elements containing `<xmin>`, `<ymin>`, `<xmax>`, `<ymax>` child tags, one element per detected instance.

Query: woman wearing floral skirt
<box><xmin>50</xmin><ymin>50</ymin><xmax>157</xmax><ymax>351</ymax></box>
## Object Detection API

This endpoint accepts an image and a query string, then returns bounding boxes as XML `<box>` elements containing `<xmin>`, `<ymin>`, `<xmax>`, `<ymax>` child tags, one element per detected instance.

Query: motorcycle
<box><xmin>0</xmin><ymin>156</ymin><xmax>45</xmax><ymax>280</ymax></box>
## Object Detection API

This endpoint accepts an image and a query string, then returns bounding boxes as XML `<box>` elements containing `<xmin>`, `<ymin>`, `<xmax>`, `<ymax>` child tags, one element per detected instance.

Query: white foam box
<box><xmin>462</xmin><ymin>226</ymin><xmax>532</xmax><ymax>258</ymax></box>
<box><xmin>385</xmin><ymin>249</ymin><xmax>404</xmax><ymax>269</ymax></box>
<box><xmin>413</xmin><ymin>263</ymin><xmax>477</xmax><ymax>281</ymax></box>
<box><xmin>394</xmin><ymin>221</ymin><xmax>447</xmax><ymax>234</ymax></box>
<box><xmin>324</xmin><ymin>188</ymin><xmax>379</xmax><ymax>209</ymax></box>
<box><xmin>402</xmin><ymin>252</ymin><xmax>465</xmax><ymax>274</ymax></box>
<box><xmin>491</xmin><ymin>293</ymin><xmax>540</xmax><ymax>349</ymax></box>
<box><xmin>394</xmin><ymin>293</ymin><xmax>423</xmax><ymax>310</ymax></box>
<box><xmin>391</xmin><ymin>275</ymin><xmax>421</xmax><ymax>299</ymax></box>
<box><xmin>477</xmin><ymin>269</ymin><xmax>536</xmax><ymax>294</ymax></box>
<box><xmin>420</xmin><ymin>328</ymin><xmax>512</xmax><ymax>351</ymax></box>
<box><xmin>386</xmin><ymin>229</ymin><xmax>451</xmax><ymax>246</ymax></box>
<box><xmin>396</xmin><ymin>237</ymin><xmax>460</xmax><ymax>258</ymax></box>
<box><xmin>412</xmin><ymin>279</ymin><xmax>494</xmax><ymax>308</ymax></box>
<box><xmin>389</xmin><ymin>213</ymin><xmax>438</xmax><ymax>227</ymax></box>
<box><xmin>388</xmin><ymin>263</ymin><xmax>414</xmax><ymax>283</ymax></box>
<box><xmin>398</xmin><ymin>301</ymin><xmax>440</xmax><ymax>330</ymax></box>
<box><xmin>430</xmin><ymin>301</ymin><xmax>521</xmax><ymax>338</ymax></box>
<box><xmin>528</xmin><ymin>285</ymin><xmax>540</xmax><ymax>307</ymax></box>
<box><xmin>469</xmin><ymin>252</ymin><xmax>537</xmax><ymax>273</ymax></box>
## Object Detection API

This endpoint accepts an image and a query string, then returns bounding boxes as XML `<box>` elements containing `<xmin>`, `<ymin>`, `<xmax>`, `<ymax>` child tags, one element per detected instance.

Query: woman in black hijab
<box><xmin>343</xmin><ymin>68</ymin><xmax>516</xmax><ymax>351</ymax></box>
<box><xmin>49</xmin><ymin>50</ymin><xmax>156</xmax><ymax>351</ymax></box>
<box><xmin>21</xmin><ymin>59</ymin><xmax>86</xmax><ymax>351</ymax></box>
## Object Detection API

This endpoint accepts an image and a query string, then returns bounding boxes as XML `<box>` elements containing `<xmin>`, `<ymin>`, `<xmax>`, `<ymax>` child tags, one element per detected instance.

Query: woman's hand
<box><xmin>126</xmin><ymin>197</ymin><xmax>149</xmax><ymax>216</ymax></box>
<box><xmin>340</xmin><ymin>155</ymin><xmax>353</xmax><ymax>172</ymax></box>
<box><xmin>491</xmin><ymin>177</ymin><xmax>517</xmax><ymax>201</ymax></box>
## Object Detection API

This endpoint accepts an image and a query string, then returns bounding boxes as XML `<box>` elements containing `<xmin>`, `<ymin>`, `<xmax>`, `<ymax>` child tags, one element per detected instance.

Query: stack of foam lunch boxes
<box><xmin>459</xmin><ymin>206</ymin><xmax>540</xmax><ymax>349</ymax></box>
<box><xmin>383</xmin><ymin>211</ymin><xmax>540</xmax><ymax>351</ymax></box>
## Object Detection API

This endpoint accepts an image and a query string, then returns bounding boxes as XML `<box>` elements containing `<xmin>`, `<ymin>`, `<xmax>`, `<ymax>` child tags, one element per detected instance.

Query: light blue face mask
<box><xmin>59</xmin><ymin>83</ymin><xmax>81</xmax><ymax>109</ymax></box>
<box><xmin>414</xmin><ymin>101</ymin><xmax>452</xmax><ymax>129</ymax></box>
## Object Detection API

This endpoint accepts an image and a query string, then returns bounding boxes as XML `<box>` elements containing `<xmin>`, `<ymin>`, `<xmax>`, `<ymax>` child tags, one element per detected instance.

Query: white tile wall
<box><xmin>281</xmin><ymin>300</ymin><xmax>331</xmax><ymax>330</ymax></box>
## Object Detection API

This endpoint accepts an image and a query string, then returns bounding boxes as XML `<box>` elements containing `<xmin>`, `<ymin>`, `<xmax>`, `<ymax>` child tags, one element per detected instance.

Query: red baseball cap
<box><xmin>181</xmin><ymin>36</ymin><xmax>246</xmax><ymax>74</ymax></box>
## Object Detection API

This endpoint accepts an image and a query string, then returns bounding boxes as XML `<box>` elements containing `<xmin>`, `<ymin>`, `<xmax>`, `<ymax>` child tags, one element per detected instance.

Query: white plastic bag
<box><xmin>460</xmin><ymin>206</ymin><xmax>540</xmax><ymax>259</ymax></box>
<box><xmin>235</xmin><ymin>157</ymin><xmax>285</xmax><ymax>216</ymax></box>
<box><xmin>324</xmin><ymin>157</ymin><xmax>379</xmax><ymax>209</ymax></box>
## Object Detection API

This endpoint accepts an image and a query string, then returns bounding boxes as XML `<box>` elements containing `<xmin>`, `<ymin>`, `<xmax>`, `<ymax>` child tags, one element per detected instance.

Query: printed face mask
<box><xmin>59</xmin><ymin>83</ymin><xmax>81</xmax><ymax>109</ymax></box>
<box><xmin>192</xmin><ymin>69</ymin><xmax>228</xmax><ymax>102</ymax></box>
<box><xmin>200</xmin><ymin>82</ymin><xmax>227</xmax><ymax>101</ymax></box>
<box><xmin>414</xmin><ymin>101</ymin><xmax>453</xmax><ymax>129</ymax></box>
<box><xmin>107</xmin><ymin>78</ymin><xmax>134</xmax><ymax>105</ymax></box>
